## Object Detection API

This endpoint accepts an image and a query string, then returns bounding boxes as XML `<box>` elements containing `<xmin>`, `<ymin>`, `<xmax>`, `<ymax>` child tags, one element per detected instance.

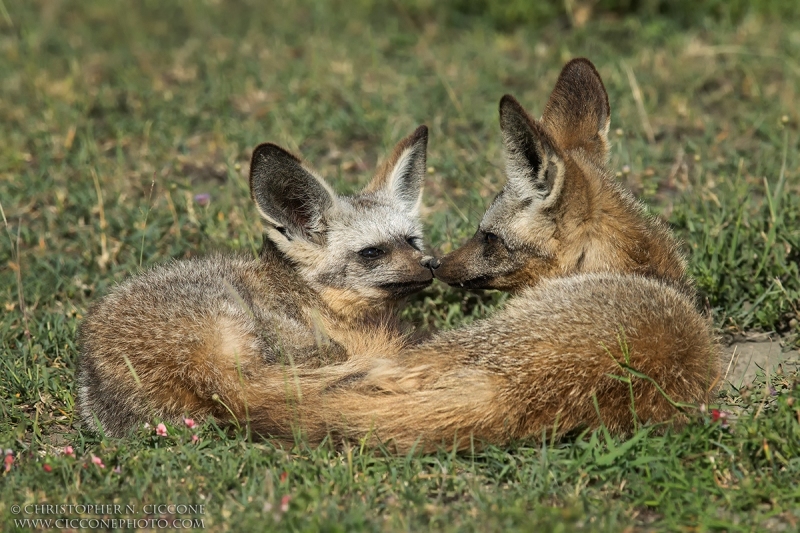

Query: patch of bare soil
<box><xmin>722</xmin><ymin>333</ymin><xmax>800</xmax><ymax>387</ymax></box>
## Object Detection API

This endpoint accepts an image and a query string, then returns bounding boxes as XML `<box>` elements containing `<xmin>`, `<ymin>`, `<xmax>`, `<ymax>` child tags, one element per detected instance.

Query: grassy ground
<box><xmin>1</xmin><ymin>1</ymin><xmax>799</xmax><ymax>531</ymax></box>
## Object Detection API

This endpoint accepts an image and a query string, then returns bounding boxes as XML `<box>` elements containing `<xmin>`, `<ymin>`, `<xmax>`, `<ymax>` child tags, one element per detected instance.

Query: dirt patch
<box><xmin>722</xmin><ymin>334</ymin><xmax>800</xmax><ymax>387</ymax></box>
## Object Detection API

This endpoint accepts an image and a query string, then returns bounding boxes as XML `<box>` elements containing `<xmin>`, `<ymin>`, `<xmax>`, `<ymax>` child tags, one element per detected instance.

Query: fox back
<box><xmin>77</xmin><ymin>126</ymin><xmax>434</xmax><ymax>437</ymax></box>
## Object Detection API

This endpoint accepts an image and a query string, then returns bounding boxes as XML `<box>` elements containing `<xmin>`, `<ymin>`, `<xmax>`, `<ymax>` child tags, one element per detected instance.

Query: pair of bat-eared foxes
<box><xmin>78</xmin><ymin>58</ymin><xmax>720</xmax><ymax>453</ymax></box>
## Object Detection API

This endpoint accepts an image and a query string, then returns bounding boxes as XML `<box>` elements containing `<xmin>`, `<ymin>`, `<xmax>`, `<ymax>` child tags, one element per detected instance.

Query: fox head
<box><xmin>249</xmin><ymin>126</ymin><xmax>434</xmax><ymax>315</ymax></box>
<box><xmin>435</xmin><ymin>58</ymin><xmax>687</xmax><ymax>293</ymax></box>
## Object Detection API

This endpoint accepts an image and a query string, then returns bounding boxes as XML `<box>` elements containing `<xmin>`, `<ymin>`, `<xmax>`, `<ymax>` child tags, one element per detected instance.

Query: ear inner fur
<box><xmin>249</xmin><ymin>143</ymin><xmax>338</xmax><ymax>238</ymax></box>
<box><xmin>499</xmin><ymin>95</ymin><xmax>564</xmax><ymax>204</ymax></box>
<box><xmin>364</xmin><ymin>125</ymin><xmax>428</xmax><ymax>213</ymax></box>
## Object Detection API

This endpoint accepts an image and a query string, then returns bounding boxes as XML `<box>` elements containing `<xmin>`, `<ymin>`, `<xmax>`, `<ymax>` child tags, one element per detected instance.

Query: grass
<box><xmin>1</xmin><ymin>0</ymin><xmax>799</xmax><ymax>530</ymax></box>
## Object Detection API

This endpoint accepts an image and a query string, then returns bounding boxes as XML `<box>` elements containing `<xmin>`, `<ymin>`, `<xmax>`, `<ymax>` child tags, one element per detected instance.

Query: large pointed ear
<box><xmin>249</xmin><ymin>143</ymin><xmax>337</xmax><ymax>240</ymax></box>
<box><xmin>540</xmin><ymin>58</ymin><xmax>611</xmax><ymax>163</ymax></box>
<box><xmin>363</xmin><ymin>125</ymin><xmax>428</xmax><ymax>215</ymax></box>
<box><xmin>499</xmin><ymin>95</ymin><xmax>564</xmax><ymax>206</ymax></box>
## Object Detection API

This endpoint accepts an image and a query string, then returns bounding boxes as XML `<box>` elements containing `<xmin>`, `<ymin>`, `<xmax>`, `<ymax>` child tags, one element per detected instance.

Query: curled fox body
<box><xmin>256</xmin><ymin>59</ymin><xmax>721</xmax><ymax>452</ymax></box>
<box><xmin>77</xmin><ymin>126</ymin><xmax>434</xmax><ymax>437</ymax></box>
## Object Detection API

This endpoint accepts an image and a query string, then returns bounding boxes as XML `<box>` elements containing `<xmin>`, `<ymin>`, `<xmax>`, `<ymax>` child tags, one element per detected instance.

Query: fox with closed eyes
<box><xmin>77</xmin><ymin>126</ymin><xmax>437</xmax><ymax>437</ymax></box>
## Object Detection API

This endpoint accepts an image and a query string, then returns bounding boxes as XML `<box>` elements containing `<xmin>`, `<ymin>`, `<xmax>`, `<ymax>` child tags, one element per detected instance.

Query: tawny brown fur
<box><xmin>77</xmin><ymin>127</ymin><xmax>434</xmax><ymax>437</ymax></box>
<box><xmin>274</xmin><ymin>273</ymin><xmax>719</xmax><ymax>453</ymax></box>
<box><xmin>234</xmin><ymin>58</ymin><xmax>721</xmax><ymax>453</ymax></box>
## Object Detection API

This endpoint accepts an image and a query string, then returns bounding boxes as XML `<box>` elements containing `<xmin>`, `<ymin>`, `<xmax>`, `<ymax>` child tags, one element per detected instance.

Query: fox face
<box><xmin>250</xmin><ymin>126</ymin><xmax>434</xmax><ymax>313</ymax></box>
<box><xmin>435</xmin><ymin>59</ymin><xmax>685</xmax><ymax>293</ymax></box>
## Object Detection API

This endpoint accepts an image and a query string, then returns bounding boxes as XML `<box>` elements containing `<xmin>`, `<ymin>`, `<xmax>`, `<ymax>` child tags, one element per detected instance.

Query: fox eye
<box><xmin>406</xmin><ymin>237</ymin><xmax>422</xmax><ymax>250</ymax></box>
<box><xmin>484</xmin><ymin>232</ymin><xmax>499</xmax><ymax>244</ymax></box>
<box><xmin>358</xmin><ymin>247</ymin><xmax>386</xmax><ymax>259</ymax></box>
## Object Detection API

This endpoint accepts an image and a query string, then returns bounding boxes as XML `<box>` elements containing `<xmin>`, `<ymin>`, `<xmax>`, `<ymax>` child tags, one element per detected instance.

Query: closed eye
<box><xmin>358</xmin><ymin>247</ymin><xmax>386</xmax><ymax>259</ymax></box>
<box><xmin>406</xmin><ymin>237</ymin><xmax>422</xmax><ymax>250</ymax></box>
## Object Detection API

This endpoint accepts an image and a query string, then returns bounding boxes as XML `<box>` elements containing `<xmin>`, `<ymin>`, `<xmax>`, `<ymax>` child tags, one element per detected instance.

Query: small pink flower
<box><xmin>156</xmin><ymin>423</ymin><xmax>168</xmax><ymax>437</ymax></box>
<box><xmin>711</xmin><ymin>409</ymin><xmax>729</xmax><ymax>428</ymax></box>
<box><xmin>183</xmin><ymin>418</ymin><xmax>196</xmax><ymax>429</ymax></box>
<box><xmin>113</xmin><ymin>466</ymin><xmax>121</xmax><ymax>474</ymax></box>
<box><xmin>4</xmin><ymin>453</ymin><xmax>14</xmax><ymax>473</ymax></box>
<box><xmin>91</xmin><ymin>455</ymin><xmax>105</xmax><ymax>469</ymax></box>
<box><xmin>191</xmin><ymin>434</ymin><xmax>199</xmax><ymax>444</ymax></box>
<box><xmin>63</xmin><ymin>445</ymin><xmax>75</xmax><ymax>458</ymax></box>
<box><xmin>194</xmin><ymin>193</ymin><xmax>211</xmax><ymax>206</ymax></box>
<box><xmin>280</xmin><ymin>495</ymin><xmax>291</xmax><ymax>513</ymax></box>
<box><xmin>43</xmin><ymin>464</ymin><xmax>53</xmax><ymax>473</ymax></box>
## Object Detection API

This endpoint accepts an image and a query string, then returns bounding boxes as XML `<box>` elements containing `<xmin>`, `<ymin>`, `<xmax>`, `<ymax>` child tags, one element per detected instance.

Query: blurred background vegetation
<box><xmin>347</xmin><ymin>0</ymin><xmax>800</xmax><ymax>29</ymax></box>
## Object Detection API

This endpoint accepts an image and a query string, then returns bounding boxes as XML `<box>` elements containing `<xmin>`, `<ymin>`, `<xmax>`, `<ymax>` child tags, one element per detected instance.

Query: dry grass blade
<box><xmin>621</xmin><ymin>61</ymin><xmax>656</xmax><ymax>144</ymax></box>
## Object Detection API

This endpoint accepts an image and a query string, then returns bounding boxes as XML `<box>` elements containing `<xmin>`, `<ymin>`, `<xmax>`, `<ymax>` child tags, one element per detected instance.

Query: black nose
<box><xmin>420</xmin><ymin>256</ymin><xmax>441</xmax><ymax>270</ymax></box>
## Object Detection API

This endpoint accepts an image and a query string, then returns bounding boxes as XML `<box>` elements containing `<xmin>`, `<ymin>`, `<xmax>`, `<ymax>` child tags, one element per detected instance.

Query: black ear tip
<box><xmin>500</xmin><ymin>94</ymin><xmax>518</xmax><ymax>105</ymax></box>
<box><xmin>561</xmin><ymin>58</ymin><xmax>605</xmax><ymax>86</ymax></box>
<box><xmin>253</xmin><ymin>143</ymin><xmax>297</xmax><ymax>159</ymax></box>
<box><xmin>565</xmin><ymin>57</ymin><xmax>597</xmax><ymax>70</ymax></box>
<box><xmin>410</xmin><ymin>124</ymin><xmax>428</xmax><ymax>144</ymax></box>
<box><xmin>250</xmin><ymin>143</ymin><xmax>302</xmax><ymax>177</ymax></box>
<box><xmin>499</xmin><ymin>94</ymin><xmax>525</xmax><ymax>115</ymax></box>
<box><xmin>499</xmin><ymin>94</ymin><xmax>532</xmax><ymax>129</ymax></box>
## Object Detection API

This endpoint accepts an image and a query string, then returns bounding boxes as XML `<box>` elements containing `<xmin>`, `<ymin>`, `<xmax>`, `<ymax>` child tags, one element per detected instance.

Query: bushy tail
<box><xmin>245</xmin><ymin>354</ymin><xmax>508</xmax><ymax>453</ymax></box>
<box><xmin>239</xmin><ymin>278</ymin><xmax>722</xmax><ymax>454</ymax></box>
<box><xmin>243</xmin><ymin>335</ymin><xmax>720</xmax><ymax>454</ymax></box>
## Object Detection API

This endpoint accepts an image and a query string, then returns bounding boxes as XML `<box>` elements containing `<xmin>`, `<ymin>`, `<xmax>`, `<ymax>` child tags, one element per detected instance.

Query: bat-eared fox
<box><xmin>77</xmin><ymin>126</ymin><xmax>436</xmax><ymax>437</ymax></box>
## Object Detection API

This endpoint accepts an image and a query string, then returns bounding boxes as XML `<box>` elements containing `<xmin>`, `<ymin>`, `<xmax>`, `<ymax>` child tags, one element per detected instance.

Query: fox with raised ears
<box><xmin>77</xmin><ymin>126</ymin><xmax>434</xmax><ymax>437</ymax></box>
<box><xmin>253</xmin><ymin>59</ymin><xmax>721</xmax><ymax>453</ymax></box>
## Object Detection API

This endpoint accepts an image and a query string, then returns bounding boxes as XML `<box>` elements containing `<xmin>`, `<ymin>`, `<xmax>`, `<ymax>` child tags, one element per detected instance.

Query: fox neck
<box><xmin>317</xmin><ymin>286</ymin><xmax>398</xmax><ymax>325</ymax></box>
<box><xmin>573</xmin><ymin>174</ymin><xmax>689</xmax><ymax>288</ymax></box>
